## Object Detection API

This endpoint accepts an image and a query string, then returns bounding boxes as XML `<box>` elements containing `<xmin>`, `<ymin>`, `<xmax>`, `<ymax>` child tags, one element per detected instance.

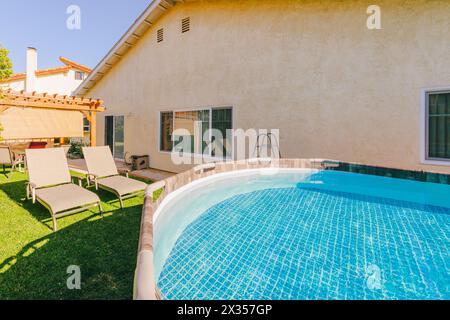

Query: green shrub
<box><xmin>68</xmin><ymin>140</ymin><xmax>86</xmax><ymax>159</ymax></box>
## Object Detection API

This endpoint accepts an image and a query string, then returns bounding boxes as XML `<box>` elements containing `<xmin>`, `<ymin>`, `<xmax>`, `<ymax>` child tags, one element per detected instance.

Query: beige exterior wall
<box><xmin>86</xmin><ymin>0</ymin><xmax>450</xmax><ymax>174</ymax></box>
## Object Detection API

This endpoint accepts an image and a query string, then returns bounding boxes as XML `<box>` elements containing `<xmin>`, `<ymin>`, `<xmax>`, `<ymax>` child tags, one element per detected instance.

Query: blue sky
<box><xmin>0</xmin><ymin>0</ymin><xmax>150</xmax><ymax>73</ymax></box>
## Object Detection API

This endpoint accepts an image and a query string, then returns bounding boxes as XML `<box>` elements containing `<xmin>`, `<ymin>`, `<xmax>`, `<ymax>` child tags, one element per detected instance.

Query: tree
<box><xmin>0</xmin><ymin>46</ymin><xmax>13</xmax><ymax>80</ymax></box>
<box><xmin>0</xmin><ymin>46</ymin><xmax>13</xmax><ymax>141</ymax></box>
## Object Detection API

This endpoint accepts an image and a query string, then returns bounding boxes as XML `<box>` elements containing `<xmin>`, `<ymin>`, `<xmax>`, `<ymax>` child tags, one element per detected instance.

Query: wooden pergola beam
<box><xmin>0</xmin><ymin>99</ymin><xmax>105</xmax><ymax>112</ymax></box>
<box><xmin>0</xmin><ymin>99</ymin><xmax>103</xmax><ymax>112</ymax></box>
<box><xmin>0</xmin><ymin>89</ymin><xmax>104</xmax><ymax>112</ymax></box>
<box><xmin>90</xmin><ymin>111</ymin><xmax>97</xmax><ymax>147</ymax></box>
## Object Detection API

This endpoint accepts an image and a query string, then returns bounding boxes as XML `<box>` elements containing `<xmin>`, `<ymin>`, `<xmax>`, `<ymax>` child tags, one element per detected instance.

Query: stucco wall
<box><xmin>86</xmin><ymin>0</ymin><xmax>450</xmax><ymax>174</ymax></box>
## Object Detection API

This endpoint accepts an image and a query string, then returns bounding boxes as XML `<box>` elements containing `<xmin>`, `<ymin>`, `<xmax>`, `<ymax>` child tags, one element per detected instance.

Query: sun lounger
<box><xmin>0</xmin><ymin>146</ymin><xmax>13</xmax><ymax>177</ymax></box>
<box><xmin>82</xmin><ymin>146</ymin><xmax>147</xmax><ymax>208</ymax></box>
<box><xmin>26</xmin><ymin>148</ymin><xmax>102</xmax><ymax>231</ymax></box>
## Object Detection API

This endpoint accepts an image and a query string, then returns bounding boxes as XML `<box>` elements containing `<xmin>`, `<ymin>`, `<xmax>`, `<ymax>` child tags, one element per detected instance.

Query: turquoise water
<box><xmin>157</xmin><ymin>171</ymin><xmax>450</xmax><ymax>300</ymax></box>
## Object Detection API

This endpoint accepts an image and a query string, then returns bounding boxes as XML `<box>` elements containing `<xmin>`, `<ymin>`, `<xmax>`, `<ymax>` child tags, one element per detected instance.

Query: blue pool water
<box><xmin>157</xmin><ymin>170</ymin><xmax>450</xmax><ymax>300</ymax></box>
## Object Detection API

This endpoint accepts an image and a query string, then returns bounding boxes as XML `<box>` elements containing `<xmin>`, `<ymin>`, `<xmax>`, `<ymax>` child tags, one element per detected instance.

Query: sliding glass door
<box><xmin>104</xmin><ymin>115</ymin><xmax>124</xmax><ymax>159</ymax></box>
<box><xmin>105</xmin><ymin>116</ymin><xmax>114</xmax><ymax>153</ymax></box>
<box><xmin>114</xmin><ymin>116</ymin><xmax>125</xmax><ymax>160</ymax></box>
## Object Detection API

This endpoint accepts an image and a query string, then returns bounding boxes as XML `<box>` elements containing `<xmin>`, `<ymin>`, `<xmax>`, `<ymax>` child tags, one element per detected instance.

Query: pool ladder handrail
<box><xmin>254</xmin><ymin>132</ymin><xmax>282</xmax><ymax>159</ymax></box>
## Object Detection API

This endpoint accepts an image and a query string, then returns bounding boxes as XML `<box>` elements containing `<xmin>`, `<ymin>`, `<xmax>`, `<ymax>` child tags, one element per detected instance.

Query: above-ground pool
<box><xmin>154</xmin><ymin>169</ymin><xmax>450</xmax><ymax>300</ymax></box>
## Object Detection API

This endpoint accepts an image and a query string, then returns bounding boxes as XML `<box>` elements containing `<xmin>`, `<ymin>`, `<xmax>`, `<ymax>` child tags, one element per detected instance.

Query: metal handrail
<box><xmin>254</xmin><ymin>132</ymin><xmax>281</xmax><ymax>159</ymax></box>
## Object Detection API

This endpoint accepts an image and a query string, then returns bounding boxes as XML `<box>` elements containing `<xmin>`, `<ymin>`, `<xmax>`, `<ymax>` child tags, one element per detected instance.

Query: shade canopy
<box><xmin>0</xmin><ymin>107</ymin><xmax>83</xmax><ymax>139</ymax></box>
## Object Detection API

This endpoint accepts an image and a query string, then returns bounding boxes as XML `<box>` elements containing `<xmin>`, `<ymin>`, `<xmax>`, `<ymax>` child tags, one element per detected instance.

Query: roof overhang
<box><xmin>59</xmin><ymin>57</ymin><xmax>92</xmax><ymax>74</ymax></box>
<box><xmin>74</xmin><ymin>0</ymin><xmax>180</xmax><ymax>97</ymax></box>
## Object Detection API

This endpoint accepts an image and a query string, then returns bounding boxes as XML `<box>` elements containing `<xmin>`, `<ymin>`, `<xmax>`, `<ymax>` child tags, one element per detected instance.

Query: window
<box><xmin>174</xmin><ymin>110</ymin><xmax>209</xmax><ymax>155</ymax></box>
<box><xmin>211</xmin><ymin>108</ymin><xmax>233</xmax><ymax>158</ymax></box>
<box><xmin>75</xmin><ymin>71</ymin><xmax>84</xmax><ymax>80</ymax></box>
<box><xmin>157</xmin><ymin>28</ymin><xmax>164</xmax><ymax>43</ymax></box>
<box><xmin>159</xmin><ymin>107</ymin><xmax>233</xmax><ymax>159</ymax></box>
<box><xmin>83</xmin><ymin>117</ymin><xmax>90</xmax><ymax>132</ymax></box>
<box><xmin>182</xmin><ymin>17</ymin><xmax>190</xmax><ymax>33</ymax></box>
<box><xmin>160</xmin><ymin>112</ymin><xmax>173</xmax><ymax>152</ymax></box>
<box><xmin>426</xmin><ymin>91</ymin><xmax>450</xmax><ymax>161</ymax></box>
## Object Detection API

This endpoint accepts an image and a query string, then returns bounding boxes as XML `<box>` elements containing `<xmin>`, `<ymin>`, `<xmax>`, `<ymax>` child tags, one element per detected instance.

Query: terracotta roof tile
<box><xmin>59</xmin><ymin>57</ymin><xmax>92</xmax><ymax>73</ymax></box>
<box><xmin>0</xmin><ymin>57</ymin><xmax>91</xmax><ymax>83</ymax></box>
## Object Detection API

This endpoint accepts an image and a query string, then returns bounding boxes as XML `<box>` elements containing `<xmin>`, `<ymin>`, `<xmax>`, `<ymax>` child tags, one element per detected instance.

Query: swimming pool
<box><xmin>154</xmin><ymin>169</ymin><xmax>450</xmax><ymax>300</ymax></box>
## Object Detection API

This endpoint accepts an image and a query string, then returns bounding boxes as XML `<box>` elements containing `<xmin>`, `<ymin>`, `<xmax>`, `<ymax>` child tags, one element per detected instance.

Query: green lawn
<box><xmin>0</xmin><ymin>168</ymin><xmax>152</xmax><ymax>300</ymax></box>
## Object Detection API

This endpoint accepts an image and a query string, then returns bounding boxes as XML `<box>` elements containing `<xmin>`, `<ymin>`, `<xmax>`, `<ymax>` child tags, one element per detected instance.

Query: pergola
<box><xmin>0</xmin><ymin>89</ymin><xmax>104</xmax><ymax>146</ymax></box>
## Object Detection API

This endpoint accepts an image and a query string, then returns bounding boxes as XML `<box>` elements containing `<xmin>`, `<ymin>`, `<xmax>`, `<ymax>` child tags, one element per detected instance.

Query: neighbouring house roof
<box><xmin>74</xmin><ymin>0</ymin><xmax>182</xmax><ymax>97</ymax></box>
<box><xmin>59</xmin><ymin>56</ymin><xmax>92</xmax><ymax>74</ymax></box>
<box><xmin>0</xmin><ymin>57</ymin><xmax>92</xmax><ymax>84</ymax></box>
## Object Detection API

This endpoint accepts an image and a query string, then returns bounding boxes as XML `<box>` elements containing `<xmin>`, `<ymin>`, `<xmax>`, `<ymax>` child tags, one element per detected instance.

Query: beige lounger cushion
<box><xmin>98</xmin><ymin>175</ymin><xmax>147</xmax><ymax>196</ymax></box>
<box><xmin>36</xmin><ymin>184</ymin><xmax>100</xmax><ymax>213</ymax></box>
<box><xmin>0</xmin><ymin>146</ymin><xmax>13</xmax><ymax>165</ymax></box>
<box><xmin>82</xmin><ymin>146</ymin><xmax>118</xmax><ymax>178</ymax></box>
<box><xmin>26</xmin><ymin>148</ymin><xmax>72</xmax><ymax>188</ymax></box>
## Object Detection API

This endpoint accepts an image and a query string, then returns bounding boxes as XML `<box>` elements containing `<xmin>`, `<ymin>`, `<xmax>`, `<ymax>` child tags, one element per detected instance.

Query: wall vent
<box><xmin>157</xmin><ymin>28</ymin><xmax>164</xmax><ymax>43</ymax></box>
<box><xmin>181</xmin><ymin>17</ymin><xmax>190</xmax><ymax>33</ymax></box>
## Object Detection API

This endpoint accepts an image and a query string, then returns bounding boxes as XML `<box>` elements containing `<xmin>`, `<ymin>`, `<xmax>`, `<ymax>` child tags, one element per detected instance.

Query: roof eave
<box><xmin>74</xmin><ymin>0</ymin><xmax>178</xmax><ymax>97</ymax></box>
<box><xmin>59</xmin><ymin>57</ymin><xmax>93</xmax><ymax>74</ymax></box>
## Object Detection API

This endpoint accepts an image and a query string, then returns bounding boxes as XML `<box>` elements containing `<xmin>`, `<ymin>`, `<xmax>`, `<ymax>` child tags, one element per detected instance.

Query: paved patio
<box><xmin>68</xmin><ymin>158</ymin><xmax>175</xmax><ymax>182</ymax></box>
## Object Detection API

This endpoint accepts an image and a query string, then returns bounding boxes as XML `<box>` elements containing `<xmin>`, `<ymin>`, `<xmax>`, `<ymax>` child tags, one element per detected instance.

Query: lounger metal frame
<box><xmin>27</xmin><ymin>179</ymin><xmax>103</xmax><ymax>231</ymax></box>
<box><xmin>87</xmin><ymin>172</ymin><xmax>146</xmax><ymax>209</ymax></box>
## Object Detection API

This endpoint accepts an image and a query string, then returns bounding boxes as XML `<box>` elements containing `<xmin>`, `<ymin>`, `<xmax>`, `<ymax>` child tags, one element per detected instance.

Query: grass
<box><xmin>0</xmin><ymin>168</ymin><xmax>153</xmax><ymax>300</ymax></box>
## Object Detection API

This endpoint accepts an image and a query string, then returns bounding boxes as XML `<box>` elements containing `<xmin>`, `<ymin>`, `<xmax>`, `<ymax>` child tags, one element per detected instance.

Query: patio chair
<box><xmin>82</xmin><ymin>146</ymin><xmax>147</xmax><ymax>208</ymax></box>
<box><xmin>10</xmin><ymin>143</ymin><xmax>30</xmax><ymax>172</ymax></box>
<box><xmin>26</xmin><ymin>148</ymin><xmax>103</xmax><ymax>231</ymax></box>
<box><xmin>0</xmin><ymin>146</ymin><xmax>13</xmax><ymax>177</ymax></box>
<box><xmin>29</xmin><ymin>141</ymin><xmax>48</xmax><ymax>149</ymax></box>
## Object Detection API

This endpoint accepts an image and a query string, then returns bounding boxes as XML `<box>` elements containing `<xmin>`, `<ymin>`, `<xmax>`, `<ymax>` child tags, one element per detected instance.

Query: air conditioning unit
<box><xmin>131</xmin><ymin>155</ymin><xmax>149</xmax><ymax>171</ymax></box>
